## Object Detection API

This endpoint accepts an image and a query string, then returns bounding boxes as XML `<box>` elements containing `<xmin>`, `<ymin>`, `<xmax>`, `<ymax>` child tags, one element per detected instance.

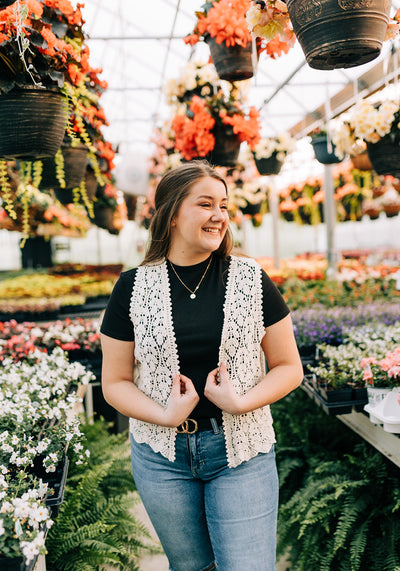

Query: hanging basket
<box><xmin>40</xmin><ymin>145</ymin><xmax>88</xmax><ymax>196</ymax></box>
<box><xmin>84</xmin><ymin>168</ymin><xmax>99</xmax><ymax>201</ymax></box>
<box><xmin>311</xmin><ymin>135</ymin><xmax>341</xmax><ymax>165</ymax></box>
<box><xmin>0</xmin><ymin>86</ymin><xmax>65</xmax><ymax>160</ymax></box>
<box><xmin>206</xmin><ymin>136</ymin><xmax>241</xmax><ymax>167</ymax></box>
<box><xmin>366</xmin><ymin>138</ymin><xmax>400</xmax><ymax>178</ymax></box>
<box><xmin>241</xmin><ymin>201</ymin><xmax>262</xmax><ymax>216</ymax></box>
<box><xmin>93</xmin><ymin>205</ymin><xmax>120</xmax><ymax>234</ymax></box>
<box><xmin>350</xmin><ymin>151</ymin><xmax>373</xmax><ymax>171</ymax></box>
<box><xmin>206</xmin><ymin>35</ymin><xmax>255</xmax><ymax>82</ymax></box>
<box><xmin>206</xmin><ymin>125</ymin><xmax>241</xmax><ymax>167</ymax></box>
<box><xmin>253</xmin><ymin>152</ymin><xmax>283</xmax><ymax>175</ymax></box>
<box><xmin>286</xmin><ymin>0</ymin><xmax>391</xmax><ymax>70</ymax></box>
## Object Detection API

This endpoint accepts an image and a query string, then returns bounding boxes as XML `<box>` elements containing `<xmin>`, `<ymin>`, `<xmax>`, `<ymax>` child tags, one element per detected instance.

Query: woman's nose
<box><xmin>211</xmin><ymin>207</ymin><xmax>224</xmax><ymax>220</ymax></box>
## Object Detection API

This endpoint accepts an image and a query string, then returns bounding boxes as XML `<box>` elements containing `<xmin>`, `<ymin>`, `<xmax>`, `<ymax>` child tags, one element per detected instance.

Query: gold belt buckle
<box><xmin>176</xmin><ymin>418</ymin><xmax>198</xmax><ymax>434</ymax></box>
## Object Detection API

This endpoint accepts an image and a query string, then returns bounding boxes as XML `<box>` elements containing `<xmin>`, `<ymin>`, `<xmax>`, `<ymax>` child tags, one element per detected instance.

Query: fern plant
<box><xmin>46</xmin><ymin>420</ymin><xmax>157</xmax><ymax>571</ymax></box>
<box><xmin>272</xmin><ymin>391</ymin><xmax>400</xmax><ymax>571</ymax></box>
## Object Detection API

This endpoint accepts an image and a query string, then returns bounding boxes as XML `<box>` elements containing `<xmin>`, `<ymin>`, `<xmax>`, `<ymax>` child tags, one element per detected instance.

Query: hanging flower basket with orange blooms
<box><xmin>171</xmin><ymin>91</ymin><xmax>261</xmax><ymax>166</ymax></box>
<box><xmin>184</xmin><ymin>0</ymin><xmax>256</xmax><ymax>82</ymax></box>
<box><xmin>0</xmin><ymin>0</ymin><xmax>87</xmax><ymax>160</ymax></box>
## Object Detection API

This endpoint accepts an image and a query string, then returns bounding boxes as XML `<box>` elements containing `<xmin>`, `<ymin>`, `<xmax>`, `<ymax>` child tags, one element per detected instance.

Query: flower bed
<box><xmin>292</xmin><ymin>302</ymin><xmax>400</xmax><ymax>355</ymax></box>
<box><xmin>0</xmin><ymin>318</ymin><xmax>101</xmax><ymax>363</ymax></box>
<box><xmin>0</xmin><ymin>270</ymin><xmax>116</xmax><ymax>320</ymax></box>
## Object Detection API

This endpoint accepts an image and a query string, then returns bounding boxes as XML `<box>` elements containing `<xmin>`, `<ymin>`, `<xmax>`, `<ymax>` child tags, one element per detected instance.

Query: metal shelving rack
<box><xmin>337</xmin><ymin>410</ymin><xmax>400</xmax><ymax>469</ymax></box>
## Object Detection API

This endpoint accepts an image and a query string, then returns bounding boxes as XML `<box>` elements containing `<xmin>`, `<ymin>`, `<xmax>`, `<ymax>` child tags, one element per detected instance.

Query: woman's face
<box><xmin>169</xmin><ymin>176</ymin><xmax>229</xmax><ymax>261</ymax></box>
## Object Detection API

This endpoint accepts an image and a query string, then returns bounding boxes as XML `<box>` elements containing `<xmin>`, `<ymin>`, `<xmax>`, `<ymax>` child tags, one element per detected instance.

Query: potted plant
<box><xmin>331</xmin><ymin>118</ymin><xmax>373</xmax><ymax>169</ymax></box>
<box><xmin>171</xmin><ymin>89</ymin><xmax>261</xmax><ymax>166</ymax></box>
<box><xmin>252</xmin><ymin>132</ymin><xmax>296</xmax><ymax>175</ymax></box>
<box><xmin>285</xmin><ymin>0</ymin><xmax>396</xmax><ymax>70</ymax></box>
<box><xmin>163</xmin><ymin>59</ymin><xmax>221</xmax><ymax>105</ymax></box>
<box><xmin>0</xmin><ymin>0</ymin><xmax>87</xmax><ymax>160</ymax></box>
<box><xmin>184</xmin><ymin>0</ymin><xmax>256</xmax><ymax>82</ymax></box>
<box><xmin>0</xmin><ymin>347</ymin><xmax>92</xmax><ymax>566</ymax></box>
<box><xmin>93</xmin><ymin>183</ymin><xmax>126</xmax><ymax>235</ymax></box>
<box><xmin>341</xmin><ymin>98</ymin><xmax>400</xmax><ymax>178</ymax></box>
<box><xmin>361</xmin><ymin>348</ymin><xmax>400</xmax><ymax>410</ymax></box>
<box><xmin>309</xmin><ymin>128</ymin><xmax>341</xmax><ymax>165</ymax></box>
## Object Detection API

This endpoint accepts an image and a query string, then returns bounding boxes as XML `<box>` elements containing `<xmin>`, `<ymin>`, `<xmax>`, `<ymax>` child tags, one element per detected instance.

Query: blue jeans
<box><xmin>130</xmin><ymin>424</ymin><xmax>278</xmax><ymax>571</ymax></box>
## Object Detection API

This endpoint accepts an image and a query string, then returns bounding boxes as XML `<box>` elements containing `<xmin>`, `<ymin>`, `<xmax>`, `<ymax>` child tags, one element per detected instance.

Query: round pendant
<box><xmin>190</xmin><ymin>293</ymin><xmax>196</xmax><ymax>300</ymax></box>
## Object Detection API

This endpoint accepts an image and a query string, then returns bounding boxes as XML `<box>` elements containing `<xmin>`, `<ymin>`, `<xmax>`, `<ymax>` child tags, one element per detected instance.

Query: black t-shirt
<box><xmin>100</xmin><ymin>255</ymin><xmax>290</xmax><ymax>422</ymax></box>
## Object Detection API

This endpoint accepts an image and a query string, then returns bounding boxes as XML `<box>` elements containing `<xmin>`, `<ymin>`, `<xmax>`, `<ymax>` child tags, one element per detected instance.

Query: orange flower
<box><xmin>221</xmin><ymin>106</ymin><xmax>261</xmax><ymax>149</ymax></box>
<box><xmin>312</xmin><ymin>190</ymin><xmax>325</xmax><ymax>204</ymax></box>
<box><xmin>172</xmin><ymin>97</ymin><xmax>216</xmax><ymax>160</ymax></box>
<box><xmin>190</xmin><ymin>0</ymin><xmax>252</xmax><ymax>48</ymax></box>
<box><xmin>280</xmin><ymin>200</ymin><xmax>297</xmax><ymax>212</ymax></box>
<box><xmin>262</xmin><ymin>36</ymin><xmax>290</xmax><ymax>59</ymax></box>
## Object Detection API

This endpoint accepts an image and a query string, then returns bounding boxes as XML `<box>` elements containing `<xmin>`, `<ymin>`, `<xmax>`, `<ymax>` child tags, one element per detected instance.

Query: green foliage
<box><xmin>273</xmin><ymin>391</ymin><xmax>400</xmax><ymax>570</ymax></box>
<box><xmin>46</xmin><ymin>420</ymin><xmax>155</xmax><ymax>571</ymax></box>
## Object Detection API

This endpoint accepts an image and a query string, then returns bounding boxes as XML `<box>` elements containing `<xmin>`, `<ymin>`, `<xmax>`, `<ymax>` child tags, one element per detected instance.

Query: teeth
<box><xmin>204</xmin><ymin>228</ymin><xmax>219</xmax><ymax>233</ymax></box>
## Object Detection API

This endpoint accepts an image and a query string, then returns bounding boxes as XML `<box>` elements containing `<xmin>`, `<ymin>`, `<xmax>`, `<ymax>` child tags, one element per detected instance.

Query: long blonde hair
<box><xmin>141</xmin><ymin>160</ymin><xmax>234</xmax><ymax>265</ymax></box>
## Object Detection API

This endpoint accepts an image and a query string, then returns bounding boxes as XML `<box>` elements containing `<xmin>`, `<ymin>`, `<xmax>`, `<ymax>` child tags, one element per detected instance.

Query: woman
<box><xmin>100</xmin><ymin>160</ymin><xmax>303</xmax><ymax>571</ymax></box>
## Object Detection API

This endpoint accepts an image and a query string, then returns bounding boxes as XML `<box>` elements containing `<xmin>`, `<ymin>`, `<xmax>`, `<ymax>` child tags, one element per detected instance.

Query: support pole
<box><xmin>269</xmin><ymin>175</ymin><xmax>280</xmax><ymax>269</ymax></box>
<box><xmin>323</xmin><ymin>164</ymin><xmax>338</xmax><ymax>279</ymax></box>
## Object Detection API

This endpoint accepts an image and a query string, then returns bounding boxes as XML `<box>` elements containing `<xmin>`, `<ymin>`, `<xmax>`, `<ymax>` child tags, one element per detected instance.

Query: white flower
<box><xmin>21</xmin><ymin>541</ymin><xmax>40</xmax><ymax>563</ymax></box>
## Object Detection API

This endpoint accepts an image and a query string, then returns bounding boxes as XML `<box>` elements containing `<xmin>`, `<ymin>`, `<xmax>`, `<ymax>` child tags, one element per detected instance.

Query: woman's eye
<box><xmin>221</xmin><ymin>205</ymin><xmax>228</xmax><ymax>210</ymax></box>
<box><xmin>200</xmin><ymin>203</ymin><xmax>211</xmax><ymax>207</ymax></box>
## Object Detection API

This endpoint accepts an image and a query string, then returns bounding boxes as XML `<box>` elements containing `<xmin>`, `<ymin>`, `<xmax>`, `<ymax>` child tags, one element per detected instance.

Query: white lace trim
<box><xmin>129</xmin><ymin>256</ymin><xmax>275</xmax><ymax>467</ymax></box>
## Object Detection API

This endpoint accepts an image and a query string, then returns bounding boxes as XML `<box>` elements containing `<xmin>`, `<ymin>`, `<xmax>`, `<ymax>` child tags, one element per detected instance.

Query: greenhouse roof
<box><xmin>82</xmin><ymin>1</ymin><xmax>400</xmax><ymax>159</ymax></box>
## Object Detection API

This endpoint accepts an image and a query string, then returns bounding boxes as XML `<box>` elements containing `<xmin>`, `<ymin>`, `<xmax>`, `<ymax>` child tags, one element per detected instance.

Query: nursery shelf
<box><xmin>337</xmin><ymin>410</ymin><xmax>400</xmax><ymax>469</ymax></box>
<box><xmin>301</xmin><ymin>382</ymin><xmax>400</xmax><ymax>469</ymax></box>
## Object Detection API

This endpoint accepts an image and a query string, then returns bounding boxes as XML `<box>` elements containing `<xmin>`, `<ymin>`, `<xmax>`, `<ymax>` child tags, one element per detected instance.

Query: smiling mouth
<box><xmin>203</xmin><ymin>228</ymin><xmax>220</xmax><ymax>234</ymax></box>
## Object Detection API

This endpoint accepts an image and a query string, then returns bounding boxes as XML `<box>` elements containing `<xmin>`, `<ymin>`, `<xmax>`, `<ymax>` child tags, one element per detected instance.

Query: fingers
<box><xmin>172</xmin><ymin>374</ymin><xmax>199</xmax><ymax>398</ymax></box>
<box><xmin>171</xmin><ymin>374</ymin><xmax>181</xmax><ymax>395</ymax></box>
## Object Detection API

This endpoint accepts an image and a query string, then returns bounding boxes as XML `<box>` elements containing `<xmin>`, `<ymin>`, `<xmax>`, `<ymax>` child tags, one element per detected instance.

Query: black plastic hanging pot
<box><xmin>367</xmin><ymin>137</ymin><xmax>400</xmax><ymax>178</ymax></box>
<box><xmin>253</xmin><ymin>151</ymin><xmax>284</xmax><ymax>175</ymax></box>
<box><xmin>286</xmin><ymin>0</ymin><xmax>391</xmax><ymax>70</ymax></box>
<box><xmin>205</xmin><ymin>35</ymin><xmax>255</xmax><ymax>82</ymax></box>
<box><xmin>311</xmin><ymin>135</ymin><xmax>341</xmax><ymax>165</ymax></box>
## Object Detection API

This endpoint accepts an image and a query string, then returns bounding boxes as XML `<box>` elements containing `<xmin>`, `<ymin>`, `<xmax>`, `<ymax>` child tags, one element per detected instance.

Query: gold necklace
<box><xmin>169</xmin><ymin>256</ymin><xmax>213</xmax><ymax>300</ymax></box>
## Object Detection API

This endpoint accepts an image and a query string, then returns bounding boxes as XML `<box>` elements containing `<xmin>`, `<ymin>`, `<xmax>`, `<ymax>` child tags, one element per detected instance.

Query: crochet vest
<box><xmin>129</xmin><ymin>255</ymin><xmax>275</xmax><ymax>468</ymax></box>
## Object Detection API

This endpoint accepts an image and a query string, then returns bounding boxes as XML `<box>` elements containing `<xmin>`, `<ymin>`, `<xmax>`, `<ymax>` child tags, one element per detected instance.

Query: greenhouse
<box><xmin>1</xmin><ymin>1</ymin><xmax>400</xmax><ymax>570</ymax></box>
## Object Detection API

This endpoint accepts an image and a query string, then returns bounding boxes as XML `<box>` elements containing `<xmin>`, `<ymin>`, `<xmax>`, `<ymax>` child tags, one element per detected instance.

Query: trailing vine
<box><xmin>19</xmin><ymin>186</ymin><xmax>30</xmax><ymax>247</ymax></box>
<box><xmin>32</xmin><ymin>160</ymin><xmax>43</xmax><ymax>189</ymax></box>
<box><xmin>77</xmin><ymin>179</ymin><xmax>94</xmax><ymax>219</ymax></box>
<box><xmin>61</xmin><ymin>83</ymin><xmax>107</xmax><ymax>187</ymax></box>
<box><xmin>0</xmin><ymin>160</ymin><xmax>17</xmax><ymax>220</ymax></box>
<box><xmin>54</xmin><ymin>148</ymin><xmax>66</xmax><ymax>189</ymax></box>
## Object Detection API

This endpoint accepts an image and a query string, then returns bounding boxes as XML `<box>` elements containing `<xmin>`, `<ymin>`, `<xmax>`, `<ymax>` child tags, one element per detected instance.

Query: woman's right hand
<box><xmin>163</xmin><ymin>374</ymin><xmax>199</xmax><ymax>427</ymax></box>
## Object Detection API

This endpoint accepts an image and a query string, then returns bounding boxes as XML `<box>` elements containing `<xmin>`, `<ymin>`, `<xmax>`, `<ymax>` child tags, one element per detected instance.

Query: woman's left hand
<box><xmin>204</xmin><ymin>362</ymin><xmax>244</xmax><ymax>415</ymax></box>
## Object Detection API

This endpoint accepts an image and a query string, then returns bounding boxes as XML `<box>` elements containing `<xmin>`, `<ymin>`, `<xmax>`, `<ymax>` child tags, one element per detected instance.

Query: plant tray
<box><xmin>302</xmin><ymin>378</ymin><xmax>367</xmax><ymax>416</ymax></box>
<box><xmin>0</xmin><ymin>555</ymin><xmax>37</xmax><ymax>570</ymax></box>
<box><xmin>45</xmin><ymin>456</ymin><xmax>69</xmax><ymax>517</ymax></box>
